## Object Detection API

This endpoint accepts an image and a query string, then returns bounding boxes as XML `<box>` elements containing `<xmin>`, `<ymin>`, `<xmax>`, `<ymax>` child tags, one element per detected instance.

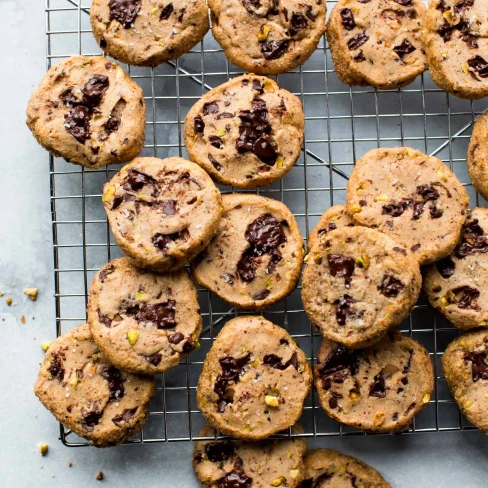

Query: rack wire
<box><xmin>45</xmin><ymin>0</ymin><xmax>488</xmax><ymax>446</ymax></box>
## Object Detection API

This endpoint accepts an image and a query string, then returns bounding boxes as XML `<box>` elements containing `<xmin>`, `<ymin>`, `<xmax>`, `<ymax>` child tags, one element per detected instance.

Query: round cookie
<box><xmin>208</xmin><ymin>0</ymin><xmax>327</xmax><ymax>75</ymax></box>
<box><xmin>102</xmin><ymin>156</ymin><xmax>222</xmax><ymax>272</ymax></box>
<box><xmin>442</xmin><ymin>329</ymin><xmax>488</xmax><ymax>434</ymax></box>
<box><xmin>196</xmin><ymin>316</ymin><xmax>312</xmax><ymax>440</ymax></box>
<box><xmin>422</xmin><ymin>0</ymin><xmax>488</xmax><ymax>99</ymax></box>
<box><xmin>468</xmin><ymin>111</ymin><xmax>488</xmax><ymax>200</ymax></box>
<box><xmin>90</xmin><ymin>0</ymin><xmax>209</xmax><ymax>67</ymax></box>
<box><xmin>26</xmin><ymin>55</ymin><xmax>146</xmax><ymax>168</ymax></box>
<box><xmin>346</xmin><ymin>147</ymin><xmax>469</xmax><ymax>265</ymax></box>
<box><xmin>87</xmin><ymin>258</ymin><xmax>202</xmax><ymax>374</ymax></box>
<box><xmin>184</xmin><ymin>74</ymin><xmax>304</xmax><ymax>188</ymax></box>
<box><xmin>308</xmin><ymin>204</ymin><xmax>354</xmax><ymax>250</ymax></box>
<box><xmin>193</xmin><ymin>425</ymin><xmax>307</xmax><ymax>488</ymax></box>
<box><xmin>424</xmin><ymin>208</ymin><xmax>488</xmax><ymax>331</ymax></box>
<box><xmin>314</xmin><ymin>331</ymin><xmax>434</xmax><ymax>433</ymax></box>
<box><xmin>191</xmin><ymin>194</ymin><xmax>304</xmax><ymax>311</ymax></box>
<box><xmin>302</xmin><ymin>226</ymin><xmax>421</xmax><ymax>349</ymax></box>
<box><xmin>34</xmin><ymin>324</ymin><xmax>155</xmax><ymax>447</ymax></box>
<box><xmin>300</xmin><ymin>448</ymin><xmax>391</xmax><ymax>488</ymax></box>
<box><xmin>327</xmin><ymin>0</ymin><xmax>427</xmax><ymax>90</ymax></box>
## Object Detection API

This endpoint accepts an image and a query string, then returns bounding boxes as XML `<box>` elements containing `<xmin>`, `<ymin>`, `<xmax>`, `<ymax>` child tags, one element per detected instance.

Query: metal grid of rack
<box><xmin>45</xmin><ymin>0</ymin><xmax>488</xmax><ymax>446</ymax></box>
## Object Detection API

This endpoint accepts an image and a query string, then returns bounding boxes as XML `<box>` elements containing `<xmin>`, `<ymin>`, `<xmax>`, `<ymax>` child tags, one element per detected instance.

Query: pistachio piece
<box><xmin>289</xmin><ymin>469</ymin><xmax>300</xmax><ymax>479</ymax></box>
<box><xmin>355</xmin><ymin>255</ymin><xmax>370</xmax><ymax>269</ymax></box>
<box><xmin>276</xmin><ymin>156</ymin><xmax>284</xmax><ymax>168</ymax></box>
<box><xmin>41</xmin><ymin>341</ymin><xmax>52</xmax><ymax>352</ymax></box>
<box><xmin>422</xmin><ymin>393</ymin><xmax>430</xmax><ymax>404</ymax></box>
<box><xmin>127</xmin><ymin>330</ymin><xmax>139</xmax><ymax>345</ymax></box>
<box><xmin>136</xmin><ymin>290</ymin><xmax>146</xmax><ymax>300</ymax></box>
<box><xmin>102</xmin><ymin>185</ymin><xmax>116</xmax><ymax>203</ymax></box>
<box><xmin>217</xmin><ymin>128</ymin><xmax>227</xmax><ymax>137</ymax></box>
<box><xmin>257</xmin><ymin>25</ymin><xmax>271</xmax><ymax>42</ymax></box>
<box><xmin>271</xmin><ymin>476</ymin><xmax>285</xmax><ymax>487</ymax></box>
<box><xmin>265</xmin><ymin>395</ymin><xmax>279</xmax><ymax>407</ymax></box>
<box><xmin>374</xmin><ymin>194</ymin><xmax>389</xmax><ymax>202</ymax></box>
<box><xmin>68</xmin><ymin>372</ymin><xmax>78</xmax><ymax>387</ymax></box>
<box><xmin>349</xmin><ymin>204</ymin><xmax>363</xmax><ymax>214</ymax></box>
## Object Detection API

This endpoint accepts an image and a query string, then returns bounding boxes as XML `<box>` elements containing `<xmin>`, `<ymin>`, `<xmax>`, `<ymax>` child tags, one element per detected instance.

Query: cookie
<box><xmin>196</xmin><ymin>316</ymin><xmax>312</xmax><ymax>440</ymax></box>
<box><xmin>87</xmin><ymin>258</ymin><xmax>202</xmax><ymax>374</ymax></box>
<box><xmin>102</xmin><ymin>156</ymin><xmax>222</xmax><ymax>272</ymax></box>
<box><xmin>307</xmin><ymin>204</ymin><xmax>354</xmax><ymax>250</ymax></box>
<box><xmin>90</xmin><ymin>0</ymin><xmax>209</xmax><ymax>67</ymax></box>
<box><xmin>302</xmin><ymin>226</ymin><xmax>421</xmax><ymax>349</ymax></box>
<box><xmin>314</xmin><ymin>331</ymin><xmax>434</xmax><ymax>433</ymax></box>
<box><xmin>184</xmin><ymin>74</ymin><xmax>304</xmax><ymax>188</ymax></box>
<box><xmin>193</xmin><ymin>425</ymin><xmax>307</xmax><ymax>488</ymax></box>
<box><xmin>300</xmin><ymin>448</ymin><xmax>391</xmax><ymax>488</ymax></box>
<box><xmin>468</xmin><ymin>111</ymin><xmax>488</xmax><ymax>200</ymax></box>
<box><xmin>327</xmin><ymin>0</ymin><xmax>427</xmax><ymax>89</ymax></box>
<box><xmin>26</xmin><ymin>55</ymin><xmax>146</xmax><ymax>168</ymax></box>
<box><xmin>424</xmin><ymin>208</ymin><xmax>488</xmax><ymax>331</ymax></box>
<box><xmin>191</xmin><ymin>194</ymin><xmax>304</xmax><ymax>310</ymax></box>
<box><xmin>34</xmin><ymin>324</ymin><xmax>155</xmax><ymax>447</ymax></box>
<box><xmin>442</xmin><ymin>329</ymin><xmax>488</xmax><ymax>434</ymax></box>
<box><xmin>422</xmin><ymin>0</ymin><xmax>488</xmax><ymax>99</ymax></box>
<box><xmin>208</xmin><ymin>0</ymin><xmax>326</xmax><ymax>75</ymax></box>
<box><xmin>346</xmin><ymin>147</ymin><xmax>469</xmax><ymax>265</ymax></box>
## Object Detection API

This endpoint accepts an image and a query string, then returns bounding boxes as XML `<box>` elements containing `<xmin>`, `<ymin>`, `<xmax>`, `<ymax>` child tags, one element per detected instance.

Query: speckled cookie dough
<box><xmin>26</xmin><ymin>55</ymin><xmax>146</xmax><ymax>168</ymax></box>
<box><xmin>102</xmin><ymin>156</ymin><xmax>222</xmax><ymax>272</ymax></box>
<box><xmin>327</xmin><ymin>0</ymin><xmax>427</xmax><ymax>89</ymax></box>
<box><xmin>184</xmin><ymin>74</ymin><xmax>304</xmax><ymax>188</ymax></box>
<box><xmin>90</xmin><ymin>0</ymin><xmax>209</xmax><ymax>67</ymax></box>
<box><xmin>196</xmin><ymin>316</ymin><xmax>312</xmax><ymax>440</ymax></box>
<box><xmin>422</xmin><ymin>0</ymin><xmax>488</xmax><ymax>99</ymax></box>
<box><xmin>302</xmin><ymin>226</ymin><xmax>421</xmax><ymax>349</ymax></box>
<box><xmin>307</xmin><ymin>204</ymin><xmax>354</xmax><ymax>250</ymax></box>
<box><xmin>191</xmin><ymin>194</ymin><xmax>304</xmax><ymax>311</ymax></box>
<box><xmin>34</xmin><ymin>324</ymin><xmax>155</xmax><ymax>447</ymax></box>
<box><xmin>468</xmin><ymin>112</ymin><xmax>488</xmax><ymax>200</ymax></box>
<box><xmin>442</xmin><ymin>329</ymin><xmax>488</xmax><ymax>434</ymax></box>
<box><xmin>87</xmin><ymin>258</ymin><xmax>202</xmax><ymax>375</ymax></box>
<box><xmin>314</xmin><ymin>331</ymin><xmax>434</xmax><ymax>433</ymax></box>
<box><xmin>346</xmin><ymin>147</ymin><xmax>469</xmax><ymax>265</ymax></box>
<box><xmin>208</xmin><ymin>0</ymin><xmax>327</xmax><ymax>75</ymax></box>
<box><xmin>193</xmin><ymin>425</ymin><xmax>307</xmax><ymax>488</ymax></box>
<box><xmin>299</xmin><ymin>448</ymin><xmax>391</xmax><ymax>488</ymax></box>
<box><xmin>424</xmin><ymin>208</ymin><xmax>488</xmax><ymax>331</ymax></box>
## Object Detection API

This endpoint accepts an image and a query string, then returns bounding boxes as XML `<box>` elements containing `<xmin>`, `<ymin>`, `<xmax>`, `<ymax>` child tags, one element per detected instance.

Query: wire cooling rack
<box><xmin>46</xmin><ymin>0</ymin><xmax>488</xmax><ymax>446</ymax></box>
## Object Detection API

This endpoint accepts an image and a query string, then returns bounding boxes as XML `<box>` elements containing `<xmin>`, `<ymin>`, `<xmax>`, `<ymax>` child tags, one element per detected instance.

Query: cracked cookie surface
<box><xmin>302</xmin><ymin>226</ymin><xmax>421</xmax><ymax>349</ymax></box>
<box><xmin>102</xmin><ymin>156</ymin><xmax>222</xmax><ymax>271</ymax></box>
<box><xmin>327</xmin><ymin>0</ymin><xmax>427</xmax><ymax>89</ymax></box>
<box><xmin>34</xmin><ymin>324</ymin><xmax>155</xmax><ymax>447</ymax></box>
<box><xmin>308</xmin><ymin>204</ymin><xmax>354</xmax><ymax>250</ymax></box>
<box><xmin>196</xmin><ymin>316</ymin><xmax>312</xmax><ymax>440</ymax></box>
<box><xmin>208</xmin><ymin>0</ymin><xmax>326</xmax><ymax>75</ymax></box>
<box><xmin>346</xmin><ymin>147</ymin><xmax>469</xmax><ymax>265</ymax></box>
<box><xmin>88</xmin><ymin>258</ymin><xmax>202</xmax><ymax>374</ymax></box>
<box><xmin>184</xmin><ymin>74</ymin><xmax>304</xmax><ymax>188</ymax></box>
<box><xmin>314</xmin><ymin>331</ymin><xmax>434</xmax><ymax>433</ymax></box>
<box><xmin>26</xmin><ymin>55</ymin><xmax>146</xmax><ymax>168</ymax></box>
<box><xmin>468</xmin><ymin>112</ymin><xmax>488</xmax><ymax>200</ymax></box>
<box><xmin>90</xmin><ymin>0</ymin><xmax>209</xmax><ymax>66</ymax></box>
<box><xmin>191</xmin><ymin>194</ymin><xmax>304</xmax><ymax>310</ymax></box>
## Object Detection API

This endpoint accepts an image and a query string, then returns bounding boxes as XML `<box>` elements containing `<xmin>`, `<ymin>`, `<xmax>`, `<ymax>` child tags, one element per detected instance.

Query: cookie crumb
<box><xmin>6</xmin><ymin>297</ymin><xmax>12</xmax><ymax>306</ymax></box>
<box><xmin>38</xmin><ymin>443</ymin><xmax>48</xmax><ymax>456</ymax></box>
<box><xmin>0</xmin><ymin>291</ymin><xmax>4</xmax><ymax>296</ymax></box>
<box><xmin>96</xmin><ymin>471</ymin><xmax>104</xmax><ymax>481</ymax></box>
<box><xmin>41</xmin><ymin>341</ymin><xmax>52</xmax><ymax>352</ymax></box>
<box><xmin>24</xmin><ymin>287</ymin><xmax>38</xmax><ymax>301</ymax></box>
<box><xmin>68</xmin><ymin>461</ymin><xmax>73</xmax><ymax>468</ymax></box>
<box><xmin>20</xmin><ymin>315</ymin><xmax>26</xmax><ymax>324</ymax></box>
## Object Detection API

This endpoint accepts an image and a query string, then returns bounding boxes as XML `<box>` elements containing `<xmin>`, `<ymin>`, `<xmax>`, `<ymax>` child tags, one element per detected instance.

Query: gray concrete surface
<box><xmin>1</xmin><ymin>0</ymin><xmax>488</xmax><ymax>486</ymax></box>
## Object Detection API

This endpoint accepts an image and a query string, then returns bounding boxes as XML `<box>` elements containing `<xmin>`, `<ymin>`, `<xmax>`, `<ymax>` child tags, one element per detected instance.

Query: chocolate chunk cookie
<box><xmin>26</xmin><ymin>55</ymin><xmax>146</xmax><ymax>168</ymax></box>
<box><xmin>196</xmin><ymin>316</ymin><xmax>312</xmax><ymax>440</ymax></box>
<box><xmin>299</xmin><ymin>448</ymin><xmax>391</xmax><ymax>488</ymax></box>
<box><xmin>308</xmin><ymin>204</ymin><xmax>354</xmax><ymax>250</ymax></box>
<box><xmin>102</xmin><ymin>157</ymin><xmax>222</xmax><ymax>271</ymax></box>
<box><xmin>90</xmin><ymin>0</ymin><xmax>209</xmax><ymax>67</ymax></box>
<box><xmin>208</xmin><ymin>0</ymin><xmax>327</xmax><ymax>75</ymax></box>
<box><xmin>468</xmin><ymin>111</ymin><xmax>488</xmax><ymax>200</ymax></box>
<box><xmin>34</xmin><ymin>324</ymin><xmax>155</xmax><ymax>447</ymax></box>
<box><xmin>327</xmin><ymin>0</ymin><xmax>427</xmax><ymax>89</ymax></box>
<box><xmin>87</xmin><ymin>258</ymin><xmax>201</xmax><ymax>374</ymax></box>
<box><xmin>191</xmin><ymin>194</ymin><xmax>304</xmax><ymax>310</ymax></box>
<box><xmin>346</xmin><ymin>147</ymin><xmax>469</xmax><ymax>265</ymax></box>
<box><xmin>184</xmin><ymin>74</ymin><xmax>304</xmax><ymax>188</ymax></box>
<box><xmin>424</xmin><ymin>208</ymin><xmax>488</xmax><ymax>331</ymax></box>
<box><xmin>193</xmin><ymin>425</ymin><xmax>307</xmax><ymax>488</ymax></box>
<box><xmin>314</xmin><ymin>331</ymin><xmax>434</xmax><ymax>433</ymax></box>
<box><xmin>442</xmin><ymin>329</ymin><xmax>488</xmax><ymax>434</ymax></box>
<box><xmin>302</xmin><ymin>226</ymin><xmax>421</xmax><ymax>349</ymax></box>
<box><xmin>422</xmin><ymin>0</ymin><xmax>488</xmax><ymax>99</ymax></box>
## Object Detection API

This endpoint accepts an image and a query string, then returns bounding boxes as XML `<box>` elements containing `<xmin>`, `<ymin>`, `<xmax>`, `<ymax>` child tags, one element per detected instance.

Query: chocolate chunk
<box><xmin>263</xmin><ymin>352</ymin><xmax>298</xmax><ymax>370</ymax></box>
<box><xmin>209</xmin><ymin>135</ymin><xmax>223</xmax><ymax>149</ymax></box>
<box><xmin>48</xmin><ymin>351</ymin><xmax>65</xmax><ymax>381</ymax></box>
<box><xmin>101</xmin><ymin>366</ymin><xmax>125</xmax><ymax>400</ymax></box>
<box><xmin>261</xmin><ymin>40</ymin><xmax>290</xmax><ymax>60</ymax></box>
<box><xmin>109</xmin><ymin>0</ymin><xmax>141</xmax><ymax>28</ymax></box>
<box><xmin>327</xmin><ymin>254</ymin><xmax>355</xmax><ymax>288</ymax></box>
<box><xmin>152</xmin><ymin>232</ymin><xmax>180</xmax><ymax>251</ymax></box>
<box><xmin>105</xmin><ymin>115</ymin><xmax>120</xmax><ymax>134</ymax></box>
<box><xmin>411</xmin><ymin>202</ymin><xmax>425</xmax><ymax>220</ymax></box>
<box><xmin>455</xmin><ymin>219</ymin><xmax>488</xmax><ymax>258</ymax></box>
<box><xmin>214</xmin><ymin>354</ymin><xmax>251</xmax><ymax>410</ymax></box>
<box><xmin>236</xmin><ymin>252</ymin><xmax>259</xmax><ymax>282</ymax></box>
<box><xmin>378</xmin><ymin>275</ymin><xmax>405</xmax><ymax>297</ymax></box>
<box><xmin>161</xmin><ymin>200</ymin><xmax>176</xmax><ymax>215</ymax></box>
<box><xmin>289</xmin><ymin>12</ymin><xmax>308</xmax><ymax>37</ymax></box>
<box><xmin>98</xmin><ymin>310</ymin><xmax>112</xmax><ymax>327</ymax></box>
<box><xmin>393</xmin><ymin>246</ymin><xmax>407</xmax><ymax>255</ymax></box>
<box><xmin>382</xmin><ymin>201</ymin><xmax>407</xmax><ymax>217</ymax></box>
<box><xmin>82</xmin><ymin>410</ymin><xmax>103</xmax><ymax>431</ymax></box>
<box><xmin>320</xmin><ymin>345</ymin><xmax>361</xmax><ymax>377</ymax></box>
<box><xmin>369</xmin><ymin>373</ymin><xmax>387</xmax><ymax>398</ymax></box>
<box><xmin>160</xmin><ymin>3</ymin><xmax>174</xmax><ymax>20</ymax></box>
<box><xmin>205</xmin><ymin>441</ymin><xmax>235</xmax><ymax>462</ymax></box>
<box><xmin>208</xmin><ymin>154</ymin><xmax>222</xmax><ymax>171</ymax></box>
<box><xmin>468</xmin><ymin>56</ymin><xmax>488</xmax><ymax>78</ymax></box>
<box><xmin>417</xmin><ymin>184</ymin><xmax>439</xmax><ymax>201</ymax></box>
<box><xmin>302</xmin><ymin>4</ymin><xmax>317</xmax><ymax>21</ymax></box>
<box><xmin>112</xmin><ymin>406</ymin><xmax>138</xmax><ymax>427</ymax></box>
<box><xmin>100</xmin><ymin>37</ymin><xmax>107</xmax><ymax>48</ymax></box>
<box><xmin>252</xmin><ymin>79</ymin><xmax>264</xmax><ymax>93</ymax></box>
<box><xmin>464</xmin><ymin>351</ymin><xmax>488</xmax><ymax>382</ymax></box>
<box><xmin>124</xmin><ymin>169</ymin><xmax>157</xmax><ymax>191</ymax></box>
<box><xmin>252</xmin><ymin>289</ymin><xmax>270</xmax><ymax>300</ymax></box>
<box><xmin>453</xmin><ymin>286</ymin><xmax>480</xmax><ymax>309</ymax></box>
<box><xmin>125</xmin><ymin>300</ymin><xmax>176</xmax><ymax>329</ymax></box>
<box><xmin>246</xmin><ymin>213</ymin><xmax>286</xmax><ymax>254</ymax></box>
<box><xmin>317</xmin><ymin>223</ymin><xmax>337</xmax><ymax>238</ymax></box>
<box><xmin>462</xmin><ymin>32</ymin><xmax>479</xmax><ymax>49</ymax></box>
<box><xmin>242</xmin><ymin>0</ymin><xmax>261</xmax><ymax>14</ymax></box>
<box><xmin>454</xmin><ymin>0</ymin><xmax>474</xmax><ymax>16</ymax></box>
<box><xmin>168</xmin><ymin>332</ymin><xmax>184</xmax><ymax>344</ymax></box>
<box><xmin>203</xmin><ymin>102</ymin><xmax>219</xmax><ymax>116</ymax></box>
<box><xmin>65</xmin><ymin>105</ymin><xmax>91</xmax><ymax>143</ymax></box>
<box><xmin>335</xmin><ymin>294</ymin><xmax>358</xmax><ymax>325</ymax></box>
<box><xmin>82</xmin><ymin>75</ymin><xmax>109</xmax><ymax>109</ymax></box>
<box><xmin>59</xmin><ymin>89</ymin><xmax>77</xmax><ymax>106</ymax></box>
<box><xmin>218</xmin><ymin>472</ymin><xmax>252</xmax><ymax>488</ymax></box>
<box><xmin>393</xmin><ymin>0</ymin><xmax>412</xmax><ymax>4</ymax></box>
<box><xmin>216</xmin><ymin>112</ymin><xmax>234</xmax><ymax>120</ymax></box>
<box><xmin>393</xmin><ymin>39</ymin><xmax>416</xmax><ymax>58</ymax></box>
<box><xmin>194</xmin><ymin>115</ymin><xmax>205</xmax><ymax>133</ymax></box>
<box><xmin>265</xmin><ymin>249</ymin><xmax>282</xmax><ymax>274</ymax></box>
<box><xmin>347</xmin><ymin>33</ymin><xmax>369</xmax><ymax>51</ymax></box>
<box><xmin>99</xmin><ymin>264</ymin><xmax>115</xmax><ymax>282</ymax></box>
<box><xmin>436</xmin><ymin>257</ymin><xmax>455</xmax><ymax>278</ymax></box>
<box><xmin>429</xmin><ymin>204</ymin><xmax>443</xmax><ymax>219</ymax></box>
<box><xmin>340</xmin><ymin>8</ymin><xmax>355</xmax><ymax>30</ymax></box>
<box><xmin>353</xmin><ymin>50</ymin><xmax>366</xmax><ymax>62</ymax></box>
<box><xmin>146</xmin><ymin>352</ymin><xmax>162</xmax><ymax>366</ymax></box>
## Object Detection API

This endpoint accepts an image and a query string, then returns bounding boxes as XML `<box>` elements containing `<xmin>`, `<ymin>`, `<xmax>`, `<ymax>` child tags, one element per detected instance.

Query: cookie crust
<box><xmin>468</xmin><ymin>111</ymin><xmax>488</xmax><ymax>200</ymax></box>
<box><xmin>307</xmin><ymin>204</ymin><xmax>354</xmax><ymax>250</ymax></box>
